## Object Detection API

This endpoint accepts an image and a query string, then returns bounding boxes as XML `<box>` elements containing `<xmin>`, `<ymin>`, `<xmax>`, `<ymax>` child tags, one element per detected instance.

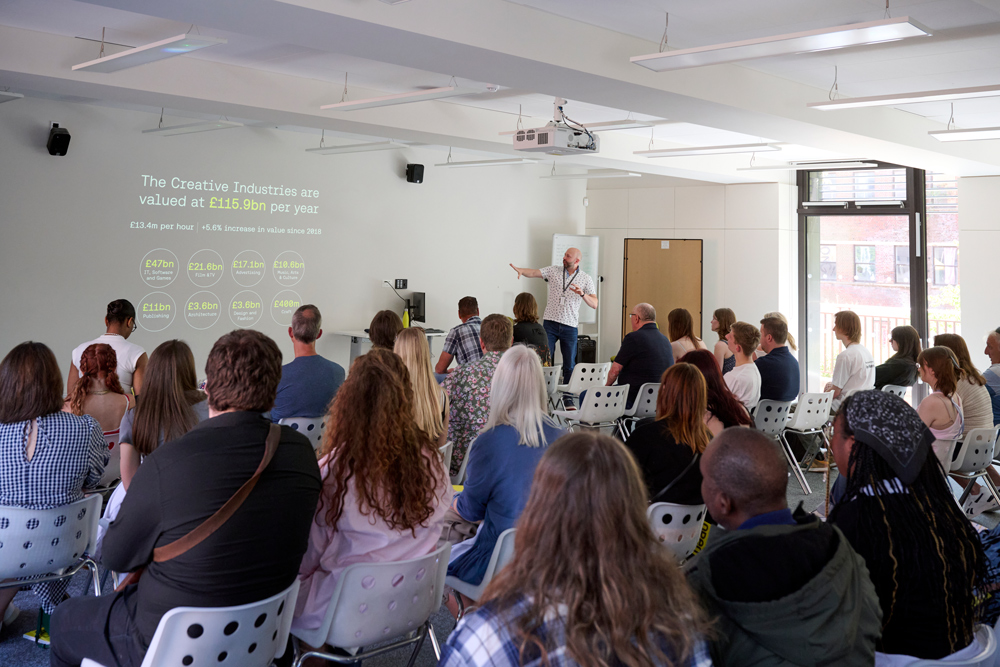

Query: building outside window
<box><xmin>933</xmin><ymin>246</ymin><xmax>958</xmax><ymax>286</ymax></box>
<box><xmin>854</xmin><ymin>245</ymin><xmax>876</xmax><ymax>282</ymax></box>
<box><xmin>894</xmin><ymin>246</ymin><xmax>909</xmax><ymax>284</ymax></box>
<box><xmin>820</xmin><ymin>245</ymin><xmax>837</xmax><ymax>281</ymax></box>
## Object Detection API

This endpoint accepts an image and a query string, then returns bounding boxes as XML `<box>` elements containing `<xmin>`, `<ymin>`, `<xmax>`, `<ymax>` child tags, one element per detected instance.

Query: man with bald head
<box><xmin>686</xmin><ymin>427</ymin><xmax>881</xmax><ymax>666</ymax></box>
<box><xmin>510</xmin><ymin>247</ymin><xmax>597</xmax><ymax>385</ymax></box>
<box><xmin>607</xmin><ymin>302</ymin><xmax>673</xmax><ymax>408</ymax></box>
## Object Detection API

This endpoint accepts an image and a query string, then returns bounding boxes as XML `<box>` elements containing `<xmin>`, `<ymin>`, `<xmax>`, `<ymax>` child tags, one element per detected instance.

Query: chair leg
<box><xmin>983</xmin><ymin>474</ymin><xmax>1000</xmax><ymax>508</ymax></box>
<box><xmin>617</xmin><ymin>420</ymin><xmax>629</xmax><ymax>441</ymax></box>
<box><xmin>85</xmin><ymin>558</ymin><xmax>101</xmax><ymax>596</ymax></box>
<box><xmin>455</xmin><ymin>592</ymin><xmax>467</xmax><ymax>622</ymax></box>
<box><xmin>958</xmin><ymin>478</ymin><xmax>977</xmax><ymax>505</ymax></box>
<box><xmin>427</xmin><ymin>622</ymin><xmax>441</xmax><ymax>661</ymax></box>
<box><xmin>777</xmin><ymin>433</ymin><xmax>811</xmax><ymax>495</ymax></box>
<box><xmin>404</xmin><ymin>624</ymin><xmax>428</xmax><ymax>667</ymax></box>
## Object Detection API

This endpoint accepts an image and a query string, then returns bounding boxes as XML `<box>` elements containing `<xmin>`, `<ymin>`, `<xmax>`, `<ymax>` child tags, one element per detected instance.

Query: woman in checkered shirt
<box><xmin>0</xmin><ymin>342</ymin><xmax>108</xmax><ymax>625</ymax></box>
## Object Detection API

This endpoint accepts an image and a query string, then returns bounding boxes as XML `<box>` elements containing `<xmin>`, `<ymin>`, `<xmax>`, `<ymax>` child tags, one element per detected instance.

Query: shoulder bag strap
<box><xmin>650</xmin><ymin>453</ymin><xmax>700</xmax><ymax>504</ymax></box>
<box><xmin>152</xmin><ymin>423</ymin><xmax>281</xmax><ymax>563</ymax></box>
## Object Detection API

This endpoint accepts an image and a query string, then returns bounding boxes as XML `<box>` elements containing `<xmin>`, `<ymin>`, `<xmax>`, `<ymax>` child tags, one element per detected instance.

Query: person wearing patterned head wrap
<box><xmin>829</xmin><ymin>390</ymin><xmax>994</xmax><ymax>662</ymax></box>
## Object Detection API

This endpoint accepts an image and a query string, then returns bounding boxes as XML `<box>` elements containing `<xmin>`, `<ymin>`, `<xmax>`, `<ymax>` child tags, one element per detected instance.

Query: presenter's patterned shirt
<box><xmin>442</xmin><ymin>351</ymin><xmax>502</xmax><ymax>478</ymax></box>
<box><xmin>539</xmin><ymin>265</ymin><xmax>595</xmax><ymax>329</ymax></box>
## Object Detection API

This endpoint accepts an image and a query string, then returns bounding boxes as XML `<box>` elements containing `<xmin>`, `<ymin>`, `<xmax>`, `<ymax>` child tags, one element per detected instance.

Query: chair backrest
<box><xmin>0</xmin><ymin>495</ymin><xmax>101</xmax><ymax>579</ymax></box>
<box><xmin>951</xmin><ymin>427</ymin><xmax>1000</xmax><ymax>474</ymax></box>
<box><xmin>141</xmin><ymin>580</ymin><xmax>299</xmax><ymax>667</ymax></box>
<box><xmin>629</xmin><ymin>383</ymin><xmax>660</xmax><ymax>419</ymax></box>
<box><xmin>541</xmin><ymin>367</ymin><xmax>561</xmax><ymax>397</ymax></box>
<box><xmin>438</xmin><ymin>441</ymin><xmax>454</xmax><ymax>472</ymax></box>
<box><xmin>451</xmin><ymin>439</ymin><xmax>474</xmax><ymax>486</ymax></box>
<box><xmin>576</xmin><ymin>385</ymin><xmax>630</xmax><ymax>424</ymax></box>
<box><xmin>907</xmin><ymin>624</ymin><xmax>996</xmax><ymax>666</ymax></box>
<box><xmin>882</xmin><ymin>384</ymin><xmax>909</xmax><ymax>398</ymax></box>
<box><xmin>279</xmin><ymin>417</ymin><xmax>325</xmax><ymax>452</ymax></box>
<box><xmin>321</xmin><ymin>543</ymin><xmax>451</xmax><ymax>650</ymax></box>
<box><xmin>753</xmin><ymin>400</ymin><xmax>794</xmax><ymax>437</ymax></box>
<box><xmin>451</xmin><ymin>528</ymin><xmax>518</xmax><ymax>603</ymax></box>
<box><xmin>932</xmin><ymin>439</ymin><xmax>957</xmax><ymax>471</ymax></box>
<box><xmin>566</xmin><ymin>363</ymin><xmax>611</xmax><ymax>395</ymax></box>
<box><xmin>647</xmin><ymin>503</ymin><xmax>706</xmax><ymax>564</ymax></box>
<box><xmin>98</xmin><ymin>431</ymin><xmax>122</xmax><ymax>486</ymax></box>
<box><xmin>785</xmin><ymin>392</ymin><xmax>834</xmax><ymax>432</ymax></box>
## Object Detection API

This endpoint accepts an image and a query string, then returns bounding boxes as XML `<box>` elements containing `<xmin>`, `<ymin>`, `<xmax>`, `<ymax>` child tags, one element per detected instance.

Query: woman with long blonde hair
<box><xmin>395</xmin><ymin>327</ymin><xmax>448</xmax><ymax>447</ymax></box>
<box><xmin>624</xmin><ymin>363</ymin><xmax>713</xmax><ymax>504</ymax></box>
<box><xmin>440</xmin><ymin>431</ymin><xmax>711</xmax><ymax>667</ymax></box>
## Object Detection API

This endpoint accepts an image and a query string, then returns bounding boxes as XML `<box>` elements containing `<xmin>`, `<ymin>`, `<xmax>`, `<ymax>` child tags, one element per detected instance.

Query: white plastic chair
<box><xmin>952</xmin><ymin>426</ymin><xmax>1000</xmax><ymax>507</ymax></box>
<box><xmin>555</xmin><ymin>363</ymin><xmax>611</xmax><ymax>410</ymax></box>
<box><xmin>451</xmin><ymin>438</ymin><xmax>475</xmax><ymax>486</ymax></box>
<box><xmin>777</xmin><ymin>391</ymin><xmax>834</xmax><ymax>496</ymax></box>
<box><xmin>445</xmin><ymin>528</ymin><xmax>517</xmax><ymax>619</ymax></box>
<box><xmin>647</xmin><ymin>503</ymin><xmax>705</xmax><ymax>565</ymax></box>
<box><xmin>81</xmin><ymin>580</ymin><xmax>299</xmax><ymax>667</ymax></box>
<box><xmin>541</xmin><ymin>366</ymin><xmax>561</xmax><ymax>412</ymax></box>
<box><xmin>438</xmin><ymin>441</ymin><xmax>453</xmax><ymax>473</ymax></box>
<box><xmin>882</xmin><ymin>384</ymin><xmax>909</xmax><ymax>398</ymax></box>
<box><xmin>752</xmin><ymin>400</ymin><xmax>802</xmax><ymax>492</ymax></box>
<box><xmin>0</xmin><ymin>495</ymin><xmax>102</xmax><ymax>597</ymax></box>
<box><xmin>97</xmin><ymin>431</ymin><xmax>122</xmax><ymax>487</ymax></box>
<box><xmin>292</xmin><ymin>543</ymin><xmax>451</xmax><ymax>667</ymax></box>
<box><xmin>620</xmin><ymin>382</ymin><xmax>660</xmax><ymax>438</ymax></box>
<box><xmin>904</xmin><ymin>623</ymin><xmax>996</xmax><ymax>666</ymax></box>
<box><xmin>280</xmin><ymin>417</ymin><xmax>326</xmax><ymax>452</ymax></box>
<box><xmin>553</xmin><ymin>385</ymin><xmax>630</xmax><ymax>439</ymax></box>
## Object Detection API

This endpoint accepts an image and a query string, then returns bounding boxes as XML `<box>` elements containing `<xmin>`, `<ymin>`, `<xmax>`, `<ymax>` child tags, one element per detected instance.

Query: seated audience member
<box><xmin>436</xmin><ymin>296</ymin><xmax>484</xmax><ymax>374</ymax></box>
<box><xmin>668</xmin><ymin>308</ymin><xmax>709</xmax><ymax>361</ymax></box>
<box><xmin>0</xmin><ymin>342</ymin><xmax>107</xmax><ymax>629</ymax></box>
<box><xmin>607</xmin><ymin>303</ymin><xmax>674</xmax><ymax>408</ymax></box>
<box><xmin>724</xmin><ymin>322</ymin><xmax>762</xmax><ymax>411</ymax></box>
<box><xmin>50</xmin><ymin>330</ymin><xmax>322</xmax><ymax>667</ymax></box>
<box><xmin>936</xmin><ymin>333</ymin><xmax>993</xmax><ymax>435</ymax></box>
<box><xmin>682</xmin><ymin>350</ymin><xmax>753</xmax><ymax>435</ymax></box>
<box><xmin>293</xmin><ymin>348</ymin><xmax>450</xmax><ymax>652</ymax></box>
<box><xmin>271</xmin><ymin>305</ymin><xmax>345</xmax><ymax>422</ymax></box>
<box><xmin>368</xmin><ymin>309</ymin><xmax>403</xmax><ymax>350</ymax></box>
<box><xmin>917</xmin><ymin>347</ymin><xmax>965</xmax><ymax>442</ymax></box>
<box><xmin>625</xmin><ymin>364</ymin><xmax>712</xmax><ymax>505</ymax></box>
<box><xmin>98</xmin><ymin>340</ymin><xmax>209</xmax><ymax>559</ymax></box>
<box><xmin>711</xmin><ymin>308</ymin><xmax>736</xmax><ymax>374</ymax></box>
<box><xmin>440</xmin><ymin>432</ymin><xmax>712</xmax><ymax>667</ymax></box>
<box><xmin>69</xmin><ymin>298</ymin><xmax>148</xmax><ymax>396</ymax></box>
<box><xmin>825</xmin><ymin>311</ymin><xmax>875</xmax><ymax>410</ymax></box>
<box><xmin>395</xmin><ymin>328</ymin><xmax>448</xmax><ymax>448</ymax></box>
<box><xmin>442</xmin><ymin>314</ymin><xmax>513</xmax><ymax>478</ymax></box>
<box><xmin>688</xmin><ymin>427</ymin><xmax>880</xmax><ymax>667</ymax></box>
<box><xmin>755</xmin><ymin>316</ymin><xmax>800</xmax><ymax>402</ymax></box>
<box><xmin>874</xmin><ymin>325</ymin><xmax>921</xmax><ymax>390</ymax></box>
<box><xmin>511</xmin><ymin>292</ymin><xmax>550</xmax><ymax>365</ymax></box>
<box><xmin>985</xmin><ymin>328</ymin><xmax>1000</xmax><ymax>394</ymax></box>
<box><xmin>754</xmin><ymin>311</ymin><xmax>797</xmax><ymax>359</ymax></box>
<box><xmin>447</xmin><ymin>346</ymin><xmax>564</xmax><ymax>591</ymax></box>
<box><xmin>64</xmin><ymin>343</ymin><xmax>132</xmax><ymax>439</ymax></box>
<box><xmin>829</xmin><ymin>390</ymin><xmax>992</xmax><ymax>661</ymax></box>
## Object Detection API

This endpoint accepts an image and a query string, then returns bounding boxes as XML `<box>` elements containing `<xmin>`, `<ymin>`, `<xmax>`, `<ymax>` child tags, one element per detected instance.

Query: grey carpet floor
<box><xmin>3</xmin><ymin>468</ymin><xmax>996</xmax><ymax>667</ymax></box>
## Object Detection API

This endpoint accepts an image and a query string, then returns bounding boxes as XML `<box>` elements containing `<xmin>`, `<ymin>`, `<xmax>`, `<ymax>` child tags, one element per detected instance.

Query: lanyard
<box><xmin>562</xmin><ymin>269</ymin><xmax>579</xmax><ymax>293</ymax></box>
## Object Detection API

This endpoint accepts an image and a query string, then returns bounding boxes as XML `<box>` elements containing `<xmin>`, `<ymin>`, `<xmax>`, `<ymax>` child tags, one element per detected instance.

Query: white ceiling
<box><xmin>1</xmin><ymin>0</ymin><xmax>1000</xmax><ymax>181</ymax></box>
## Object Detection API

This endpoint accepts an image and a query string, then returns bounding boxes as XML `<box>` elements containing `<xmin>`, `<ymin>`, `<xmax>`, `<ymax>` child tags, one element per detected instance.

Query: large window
<box><xmin>894</xmin><ymin>246</ymin><xmax>909</xmax><ymax>283</ymax></box>
<box><xmin>820</xmin><ymin>245</ymin><xmax>837</xmax><ymax>281</ymax></box>
<box><xmin>854</xmin><ymin>245</ymin><xmax>876</xmax><ymax>282</ymax></box>
<box><xmin>933</xmin><ymin>246</ymin><xmax>958</xmax><ymax>286</ymax></box>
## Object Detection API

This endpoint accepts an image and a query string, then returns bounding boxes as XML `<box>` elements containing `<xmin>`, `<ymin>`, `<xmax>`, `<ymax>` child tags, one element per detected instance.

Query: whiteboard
<box><xmin>551</xmin><ymin>234</ymin><xmax>600</xmax><ymax>325</ymax></box>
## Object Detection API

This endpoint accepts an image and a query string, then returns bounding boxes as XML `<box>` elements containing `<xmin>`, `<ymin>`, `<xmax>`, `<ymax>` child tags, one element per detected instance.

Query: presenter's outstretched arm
<box><xmin>568</xmin><ymin>283</ymin><xmax>599</xmax><ymax>310</ymax></box>
<box><xmin>510</xmin><ymin>264</ymin><xmax>542</xmax><ymax>279</ymax></box>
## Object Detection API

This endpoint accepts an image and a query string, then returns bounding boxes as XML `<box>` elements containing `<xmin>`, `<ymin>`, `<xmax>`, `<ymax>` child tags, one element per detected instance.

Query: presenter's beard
<box><xmin>563</xmin><ymin>259</ymin><xmax>575</xmax><ymax>271</ymax></box>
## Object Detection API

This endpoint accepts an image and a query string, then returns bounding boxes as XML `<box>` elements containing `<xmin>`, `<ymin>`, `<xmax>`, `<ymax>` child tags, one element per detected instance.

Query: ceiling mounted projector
<box><xmin>511</xmin><ymin>98</ymin><xmax>600</xmax><ymax>156</ymax></box>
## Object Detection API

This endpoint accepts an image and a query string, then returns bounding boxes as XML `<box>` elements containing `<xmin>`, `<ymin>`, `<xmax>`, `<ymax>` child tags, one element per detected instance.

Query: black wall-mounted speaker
<box><xmin>406</xmin><ymin>163</ymin><xmax>424</xmax><ymax>184</ymax></box>
<box><xmin>47</xmin><ymin>124</ymin><xmax>71</xmax><ymax>156</ymax></box>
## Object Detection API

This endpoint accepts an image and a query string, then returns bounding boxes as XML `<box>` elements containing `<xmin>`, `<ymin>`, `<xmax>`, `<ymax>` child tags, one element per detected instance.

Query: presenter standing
<box><xmin>510</xmin><ymin>248</ymin><xmax>597</xmax><ymax>386</ymax></box>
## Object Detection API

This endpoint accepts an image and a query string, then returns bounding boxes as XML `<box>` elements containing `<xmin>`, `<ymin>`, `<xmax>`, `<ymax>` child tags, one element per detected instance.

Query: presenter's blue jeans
<box><xmin>543</xmin><ymin>320</ymin><xmax>578</xmax><ymax>385</ymax></box>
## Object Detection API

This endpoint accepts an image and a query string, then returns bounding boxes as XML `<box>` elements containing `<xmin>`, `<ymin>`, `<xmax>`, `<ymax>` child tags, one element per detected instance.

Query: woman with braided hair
<box><xmin>64</xmin><ymin>343</ymin><xmax>132</xmax><ymax>444</ymax></box>
<box><xmin>828</xmin><ymin>390</ymin><xmax>993</xmax><ymax>662</ymax></box>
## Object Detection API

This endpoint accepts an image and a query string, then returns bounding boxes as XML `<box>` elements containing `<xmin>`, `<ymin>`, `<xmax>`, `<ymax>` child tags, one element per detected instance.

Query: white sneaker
<box><xmin>3</xmin><ymin>604</ymin><xmax>19</xmax><ymax>626</ymax></box>
<box><xmin>963</xmin><ymin>492</ymin><xmax>1000</xmax><ymax>518</ymax></box>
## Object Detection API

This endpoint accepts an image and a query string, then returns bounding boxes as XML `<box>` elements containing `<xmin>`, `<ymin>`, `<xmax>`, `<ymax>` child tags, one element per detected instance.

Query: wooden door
<box><xmin>622</xmin><ymin>239</ymin><xmax>703</xmax><ymax>339</ymax></box>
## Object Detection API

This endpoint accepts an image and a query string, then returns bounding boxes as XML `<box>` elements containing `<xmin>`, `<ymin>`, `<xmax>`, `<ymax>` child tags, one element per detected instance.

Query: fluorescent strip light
<box><xmin>929</xmin><ymin>126</ymin><xmax>1000</xmax><ymax>142</ymax></box>
<box><xmin>321</xmin><ymin>86</ymin><xmax>477</xmax><ymax>111</ymax></box>
<box><xmin>809</xmin><ymin>84</ymin><xmax>1000</xmax><ymax>111</ymax></box>
<box><xmin>632</xmin><ymin>17</ymin><xmax>930</xmax><ymax>72</ymax></box>
<box><xmin>541</xmin><ymin>170</ymin><xmax>642</xmax><ymax>181</ymax></box>
<box><xmin>436</xmin><ymin>158</ymin><xmax>539</xmax><ymax>168</ymax></box>
<box><xmin>305</xmin><ymin>140</ymin><xmax>406</xmax><ymax>155</ymax></box>
<box><xmin>142</xmin><ymin>120</ymin><xmax>241</xmax><ymax>136</ymax></box>
<box><xmin>73</xmin><ymin>33</ymin><xmax>226</xmax><ymax>73</ymax></box>
<box><xmin>0</xmin><ymin>92</ymin><xmax>24</xmax><ymax>104</ymax></box>
<box><xmin>738</xmin><ymin>161</ymin><xmax>878</xmax><ymax>171</ymax></box>
<box><xmin>635</xmin><ymin>143</ymin><xmax>780</xmax><ymax>158</ymax></box>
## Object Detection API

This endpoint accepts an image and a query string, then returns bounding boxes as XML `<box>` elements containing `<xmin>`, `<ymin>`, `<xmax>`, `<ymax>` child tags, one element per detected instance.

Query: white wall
<box><xmin>957</xmin><ymin>176</ymin><xmax>1000</xmax><ymax>371</ymax></box>
<box><xmin>583</xmin><ymin>182</ymin><xmax>797</xmax><ymax>362</ymax></box>
<box><xmin>0</xmin><ymin>98</ymin><xmax>585</xmax><ymax>371</ymax></box>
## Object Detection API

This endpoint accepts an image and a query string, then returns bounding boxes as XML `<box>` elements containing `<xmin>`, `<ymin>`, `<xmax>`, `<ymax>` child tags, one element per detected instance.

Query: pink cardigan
<box><xmin>292</xmin><ymin>452</ymin><xmax>452</xmax><ymax>633</ymax></box>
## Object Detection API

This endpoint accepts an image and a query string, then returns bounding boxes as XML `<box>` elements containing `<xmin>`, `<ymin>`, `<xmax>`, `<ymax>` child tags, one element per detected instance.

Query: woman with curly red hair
<box><xmin>291</xmin><ymin>348</ymin><xmax>451</xmax><ymax>653</ymax></box>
